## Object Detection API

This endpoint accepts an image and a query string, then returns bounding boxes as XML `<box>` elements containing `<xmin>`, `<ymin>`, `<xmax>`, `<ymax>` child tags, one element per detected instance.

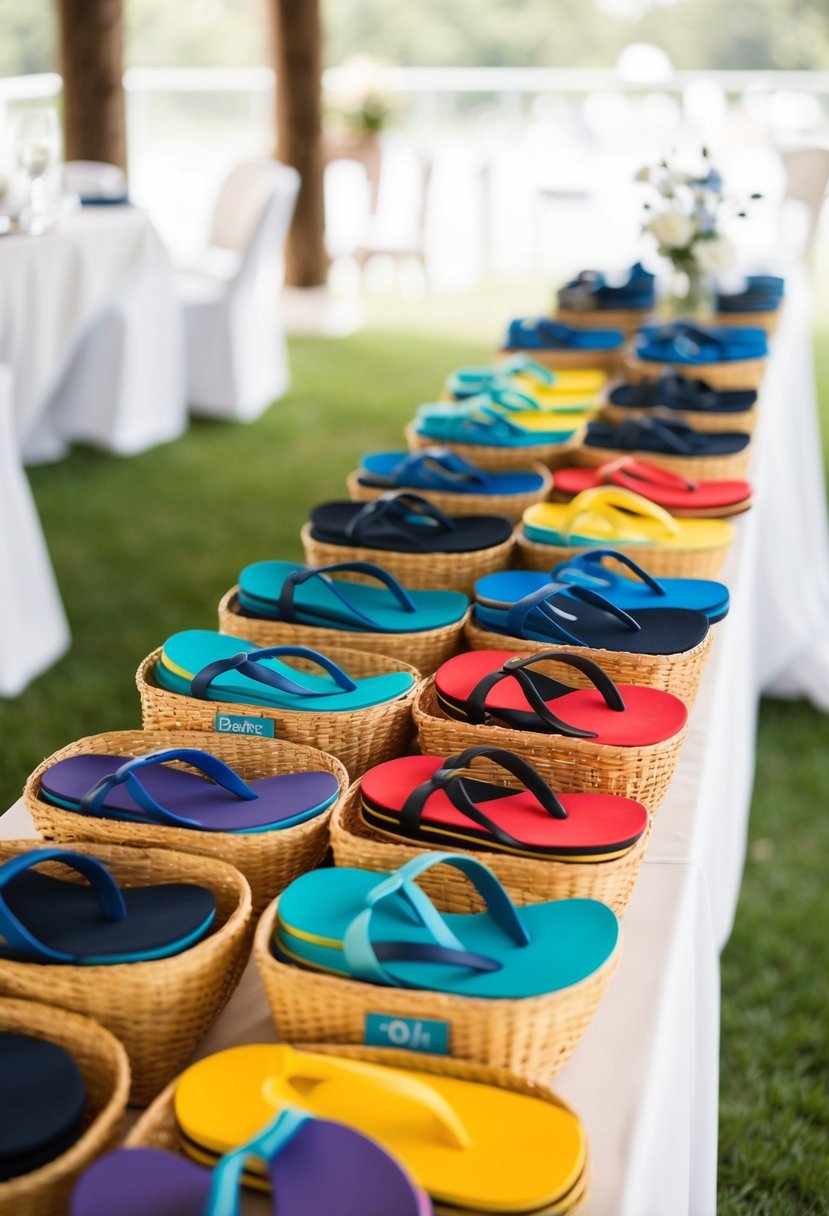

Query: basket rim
<box><xmin>403</xmin><ymin>422</ymin><xmax>582</xmax><ymax>465</ymax></box>
<box><xmin>0</xmin><ymin>996</ymin><xmax>130</xmax><ymax>1198</ymax></box>
<box><xmin>0</xmin><ymin>838</ymin><xmax>252</xmax><ymax>979</ymax></box>
<box><xmin>515</xmin><ymin>524</ymin><xmax>732</xmax><ymax>559</ymax></box>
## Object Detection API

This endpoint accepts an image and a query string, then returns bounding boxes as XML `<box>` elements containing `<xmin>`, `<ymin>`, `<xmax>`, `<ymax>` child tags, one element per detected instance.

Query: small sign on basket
<box><xmin>364</xmin><ymin>1013</ymin><xmax>449</xmax><ymax>1055</ymax></box>
<box><xmin>214</xmin><ymin>713</ymin><xmax>275</xmax><ymax>739</ymax></box>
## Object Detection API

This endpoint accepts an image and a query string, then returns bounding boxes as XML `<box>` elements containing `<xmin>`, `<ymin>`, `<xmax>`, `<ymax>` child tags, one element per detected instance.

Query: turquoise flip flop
<box><xmin>157</xmin><ymin>632</ymin><xmax>415</xmax><ymax>712</ymax></box>
<box><xmin>237</xmin><ymin>561</ymin><xmax>468</xmax><ymax>632</ymax></box>
<box><xmin>273</xmin><ymin>852</ymin><xmax>619</xmax><ymax>999</ymax></box>
<box><xmin>415</xmin><ymin>400</ymin><xmax>578</xmax><ymax>449</ymax></box>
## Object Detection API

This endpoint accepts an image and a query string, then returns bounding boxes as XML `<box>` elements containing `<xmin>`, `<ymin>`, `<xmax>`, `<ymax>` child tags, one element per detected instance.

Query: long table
<box><xmin>1</xmin><ymin>265</ymin><xmax>827</xmax><ymax>1215</ymax></box>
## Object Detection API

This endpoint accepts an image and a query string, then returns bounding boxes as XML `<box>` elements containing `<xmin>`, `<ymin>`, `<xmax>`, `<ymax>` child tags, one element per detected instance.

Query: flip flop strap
<box><xmin>499</xmin><ymin>354</ymin><xmax>555</xmax><ymax>384</ymax></box>
<box><xmin>191</xmin><ymin>645</ymin><xmax>358</xmax><ymax>700</ymax></box>
<box><xmin>0</xmin><ymin>849</ymin><xmax>126</xmax><ymax>963</ymax></box>
<box><xmin>504</xmin><ymin>581</ymin><xmax>642</xmax><ymax>644</ymax></box>
<box><xmin>344</xmin><ymin>851</ymin><xmax>531</xmax><ymax>986</ymax></box>
<box><xmin>392</xmin><ymin>449</ymin><xmax>489</xmax><ymax>490</ymax></box>
<box><xmin>551</xmin><ymin>549</ymin><xmax>666</xmax><ymax>596</ymax></box>
<box><xmin>346</xmin><ymin>493</ymin><xmax>457</xmax><ymax>551</ymax></box>
<box><xmin>79</xmin><ymin>748</ymin><xmax>258</xmax><ymax>829</ymax></box>
<box><xmin>465</xmin><ymin>650</ymin><xmax>625</xmax><ymax>738</ymax></box>
<box><xmin>399</xmin><ymin>746</ymin><xmax>567</xmax><ymax>850</ymax></box>
<box><xmin>561</xmin><ymin>487</ymin><xmax>683</xmax><ymax>540</ymax></box>
<box><xmin>601</xmin><ymin>457</ymin><xmax>697</xmax><ymax>492</ymax></box>
<box><xmin>645</xmin><ymin>322</ymin><xmax>725</xmax><ymax>358</ymax></box>
<box><xmin>204</xmin><ymin>1108</ymin><xmax>311</xmax><ymax>1216</ymax></box>
<box><xmin>279</xmin><ymin>562</ymin><xmax>417</xmax><ymax>631</ymax></box>
<box><xmin>658</xmin><ymin>372</ymin><xmax>719</xmax><ymax>411</ymax></box>
<box><xmin>485</xmin><ymin>387</ymin><xmax>543</xmax><ymax>413</ymax></box>
<box><xmin>607</xmin><ymin>418</ymin><xmax>695</xmax><ymax>455</ymax></box>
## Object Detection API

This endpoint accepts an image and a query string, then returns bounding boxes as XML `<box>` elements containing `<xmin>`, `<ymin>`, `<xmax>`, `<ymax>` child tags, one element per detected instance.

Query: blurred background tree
<box><xmin>2</xmin><ymin>0</ymin><xmax>829</xmax><ymax>74</ymax></box>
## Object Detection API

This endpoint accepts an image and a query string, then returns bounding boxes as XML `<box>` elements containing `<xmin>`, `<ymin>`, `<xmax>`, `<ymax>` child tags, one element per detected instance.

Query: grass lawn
<box><xmin>0</xmin><ymin>305</ymin><xmax>827</xmax><ymax>1214</ymax></box>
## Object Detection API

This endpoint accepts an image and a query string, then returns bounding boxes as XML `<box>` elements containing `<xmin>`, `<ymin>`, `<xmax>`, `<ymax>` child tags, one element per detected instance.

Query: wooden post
<box><xmin>269</xmin><ymin>0</ymin><xmax>327</xmax><ymax>288</ymax></box>
<box><xmin>57</xmin><ymin>0</ymin><xmax>126</xmax><ymax>171</ymax></box>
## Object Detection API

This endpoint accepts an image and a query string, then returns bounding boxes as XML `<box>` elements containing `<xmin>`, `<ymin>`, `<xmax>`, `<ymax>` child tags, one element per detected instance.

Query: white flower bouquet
<box><xmin>635</xmin><ymin>149</ymin><xmax>760</xmax><ymax>313</ymax></box>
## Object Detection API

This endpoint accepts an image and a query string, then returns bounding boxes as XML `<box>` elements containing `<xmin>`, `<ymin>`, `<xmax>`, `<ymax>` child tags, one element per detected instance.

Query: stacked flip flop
<box><xmin>556</xmin><ymin>260</ymin><xmax>656</xmax><ymax>334</ymax></box>
<box><xmin>715</xmin><ymin>273</ymin><xmax>784</xmax><ymax>332</ymax></box>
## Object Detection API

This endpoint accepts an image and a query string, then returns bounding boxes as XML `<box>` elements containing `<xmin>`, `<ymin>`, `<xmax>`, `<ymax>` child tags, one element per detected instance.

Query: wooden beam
<box><xmin>57</xmin><ymin>0</ymin><xmax>126</xmax><ymax>171</ymax></box>
<box><xmin>269</xmin><ymin>0</ymin><xmax>327</xmax><ymax>288</ymax></box>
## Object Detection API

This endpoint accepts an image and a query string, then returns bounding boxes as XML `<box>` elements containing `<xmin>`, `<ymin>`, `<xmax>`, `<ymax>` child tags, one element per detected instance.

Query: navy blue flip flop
<box><xmin>584</xmin><ymin>418</ymin><xmax>750</xmax><ymax>457</ymax></box>
<box><xmin>0</xmin><ymin>849</ymin><xmax>216</xmax><ymax>964</ymax></box>
<box><xmin>608</xmin><ymin>373</ymin><xmax>757</xmax><ymax>414</ymax></box>
<box><xmin>0</xmin><ymin>1032</ymin><xmax>86</xmax><ymax>1179</ymax></box>
<box><xmin>558</xmin><ymin>262</ymin><xmax>655</xmax><ymax>311</ymax></box>
<box><xmin>309</xmin><ymin>494</ymin><xmax>513</xmax><ymax>554</ymax></box>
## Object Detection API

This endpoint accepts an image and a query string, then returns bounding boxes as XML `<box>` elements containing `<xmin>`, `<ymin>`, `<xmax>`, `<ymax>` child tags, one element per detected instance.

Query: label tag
<box><xmin>364</xmin><ymin>1014</ymin><xmax>449</xmax><ymax>1055</ymax></box>
<box><xmin>214</xmin><ymin>713</ymin><xmax>275</xmax><ymax>739</ymax></box>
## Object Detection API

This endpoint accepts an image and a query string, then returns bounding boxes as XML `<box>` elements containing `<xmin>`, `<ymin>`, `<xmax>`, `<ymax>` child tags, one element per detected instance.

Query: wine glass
<box><xmin>14</xmin><ymin>106</ymin><xmax>61</xmax><ymax>228</ymax></box>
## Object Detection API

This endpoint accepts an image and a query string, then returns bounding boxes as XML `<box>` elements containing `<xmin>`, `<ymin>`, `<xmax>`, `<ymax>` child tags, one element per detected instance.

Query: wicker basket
<box><xmin>0</xmin><ymin>840</ymin><xmax>252</xmax><ymax>1106</ymax></box>
<box><xmin>571</xmin><ymin>436</ymin><xmax>751</xmax><ymax>483</ymax></box>
<box><xmin>127</xmin><ymin>1046</ymin><xmax>590</xmax><ymax>1213</ymax></box>
<box><xmin>218</xmin><ymin>587</ymin><xmax>468</xmax><ymax>677</ymax></box>
<box><xmin>515</xmin><ymin>526</ymin><xmax>731</xmax><ymax>582</ymax></box>
<box><xmin>555</xmin><ymin>306</ymin><xmax>652</xmax><ymax>336</ymax></box>
<box><xmin>0</xmin><ymin>999</ymin><xmax>130</xmax><ymax>1216</ymax></box>
<box><xmin>253</xmin><ymin>893</ymin><xmax>621</xmax><ymax>1083</ymax></box>
<box><xmin>712</xmin><ymin>307</ymin><xmax>781</xmax><ymax>335</ymax></box>
<box><xmin>330</xmin><ymin>782</ymin><xmax>650</xmax><ymax>917</ymax></box>
<box><xmin>500</xmin><ymin>346</ymin><xmax>624</xmax><ymax>374</ymax></box>
<box><xmin>413</xmin><ymin>679</ymin><xmax>686</xmax><ymax>812</ymax></box>
<box><xmin>623</xmin><ymin>351</ymin><xmax>766</xmax><ymax>391</ymax></box>
<box><xmin>599</xmin><ymin>400</ymin><xmax>758</xmax><ymax>436</ymax></box>
<box><xmin>346</xmin><ymin>462</ymin><xmax>554</xmax><ymax>522</ymax></box>
<box><xmin>463</xmin><ymin>614</ymin><xmax>712</xmax><ymax>707</ymax></box>
<box><xmin>300</xmin><ymin>521</ymin><xmax>515</xmax><ymax>598</ymax></box>
<box><xmin>405</xmin><ymin>421</ymin><xmax>584</xmax><ymax>473</ymax></box>
<box><xmin>24</xmin><ymin>729</ymin><xmax>347</xmax><ymax>916</ymax></box>
<box><xmin>137</xmin><ymin>645</ymin><xmax>420</xmax><ymax>781</ymax></box>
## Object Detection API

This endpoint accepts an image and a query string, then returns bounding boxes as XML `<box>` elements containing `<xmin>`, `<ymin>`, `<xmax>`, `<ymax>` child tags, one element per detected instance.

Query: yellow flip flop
<box><xmin>174</xmin><ymin>1044</ymin><xmax>587</xmax><ymax>1214</ymax></box>
<box><xmin>523</xmin><ymin>486</ymin><xmax>734</xmax><ymax>551</ymax></box>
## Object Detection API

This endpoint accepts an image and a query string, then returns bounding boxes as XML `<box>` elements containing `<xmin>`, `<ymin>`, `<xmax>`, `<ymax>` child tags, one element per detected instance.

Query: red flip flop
<box><xmin>552</xmin><ymin>458</ymin><xmax>752</xmax><ymax>517</ymax></box>
<box><xmin>360</xmin><ymin>748</ymin><xmax>649</xmax><ymax>860</ymax></box>
<box><xmin>434</xmin><ymin>650</ymin><xmax>688</xmax><ymax>745</ymax></box>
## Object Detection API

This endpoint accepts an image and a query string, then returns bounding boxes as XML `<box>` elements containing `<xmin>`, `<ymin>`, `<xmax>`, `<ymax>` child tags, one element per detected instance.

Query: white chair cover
<box><xmin>0</xmin><ymin>364</ymin><xmax>69</xmax><ymax>696</ymax></box>
<box><xmin>178</xmin><ymin>159</ymin><xmax>300</xmax><ymax>422</ymax></box>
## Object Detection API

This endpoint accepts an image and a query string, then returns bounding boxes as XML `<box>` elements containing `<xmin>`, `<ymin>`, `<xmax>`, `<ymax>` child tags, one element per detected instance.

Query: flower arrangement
<box><xmin>327</xmin><ymin>55</ymin><xmax>396</xmax><ymax>139</ymax></box>
<box><xmin>635</xmin><ymin>148</ymin><xmax>761</xmax><ymax>314</ymax></box>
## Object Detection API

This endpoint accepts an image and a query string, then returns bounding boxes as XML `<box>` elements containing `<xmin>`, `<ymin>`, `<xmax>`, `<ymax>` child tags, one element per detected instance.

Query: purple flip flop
<box><xmin>71</xmin><ymin>1110</ymin><xmax>428</xmax><ymax>1216</ymax></box>
<box><xmin>40</xmin><ymin>749</ymin><xmax>340</xmax><ymax>833</ymax></box>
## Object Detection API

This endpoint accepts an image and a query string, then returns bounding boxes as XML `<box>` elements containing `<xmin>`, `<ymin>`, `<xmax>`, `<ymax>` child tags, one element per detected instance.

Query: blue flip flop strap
<box><xmin>204</xmin><ymin>1107</ymin><xmax>311</xmax><ymax>1216</ymax></box>
<box><xmin>278</xmin><ymin>562</ymin><xmax>417</xmax><ymax>631</ymax></box>
<box><xmin>392</xmin><ymin>450</ymin><xmax>489</xmax><ymax>491</ymax></box>
<box><xmin>485</xmin><ymin>387</ymin><xmax>543</xmax><ymax>413</ymax></box>
<box><xmin>613</xmin><ymin>417</ymin><xmax>696</xmax><ymax>455</ymax></box>
<box><xmin>191</xmin><ymin>645</ymin><xmax>358</xmax><ymax>701</ymax></box>
<box><xmin>346</xmin><ymin>493</ymin><xmax>457</xmax><ymax>551</ymax></box>
<box><xmin>462</xmin><ymin>404</ymin><xmax>526</xmax><ymax>439</ymax></box>
<box><xmin>0</xmin><ymin>849</ymin><xmax>126</xmax><ymax>963</ymax></box>
<box><xmin>343</xmin><ymin>851</ymin><xmax>531</xmax><ymax>986</ymax></box>
<box><xmin>465</xmin><ymin>650</ymin><xmax>625</xmax><ymax>737</ymax></box>
<box><xmin>552</xmin><ymin>549</ymin><xmax>666</xmax><ymax>596</ymax></box>
<box><xmin>400</xmin><ymin>746</ymin><xmax>567</xmax><ymax>849</ymax></box>
<box><xmin>658</xmin><ymin>372</ymin><xmax>720</xmax><ymax>411</ymax></box>
<box><xmin>504</xmin><ymin>581</ymin><xmax>642</xmax><ymax>643</ymax></box>
<box><xmin>499</xmin><ymin>355</ymin><xmax>555</xmax><ymax>384</ymax></box>
<box><xmin>79</xmin><ymin>748</ymin><xmax>258</xmax><ymax>830</ymax></box>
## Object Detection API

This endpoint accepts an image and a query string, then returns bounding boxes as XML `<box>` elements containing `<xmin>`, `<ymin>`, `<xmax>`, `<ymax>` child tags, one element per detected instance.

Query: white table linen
<box><xmin>0</xmin><ymin>208</ymin><xmax>186</xmax><ymax>463</ymax></box>
<box><xmin>0</xmin><ymin>364</ymin><xmax>69</xmax><ymax>696</ymax></box>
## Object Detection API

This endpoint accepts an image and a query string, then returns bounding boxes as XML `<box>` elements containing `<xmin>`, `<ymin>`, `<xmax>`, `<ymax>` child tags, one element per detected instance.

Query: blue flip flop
<box><xmin>157</xmin><ymin>632</ymin><xmax>415</xmax><ymax>712</ymax></box>
<box><xmin>634</xmin><ymin>321</ymin><xmax>768</xmax><ymax>363</ymax></box>
<box><xmin>608</xmin><ymin>373</ymin><xmax>757</xmax><ymax>414</ymax></box>
<box><xmin>471</xmin><ymin>576</ymin><xmax>709</xmax><ymax>654</ymax></box>
<box><xmin>716</xmin><ymin>275</ymin><xmax>784</xmax><ymax>313</ymax></box>
<box><xmin>357</xmin><ymin>450</ymin><xmax>546</xmax><ymax>497</ymax></box>
<box><xmin>238</xmin><ymin>561</ymin><xmax>468</xmax><ymax>633</ymax></box>
<box><xmin>584</xmin><ymin>418</ymin><xmax>750</xmax><ymax>458</ymax></box>
<box><xmin>503</xmin><ymin>318</ymin><xmax>624</xmax><ymax>352</ymax></box>
<box><xmin>446</xmin><ymin>356</ymin><xmax>558</xmax><ymax>399</ymax></box>
<box><xmin>310</xmin><ymin>495</ymin><xmax>513</xmax><ymax>553</ymax></box>
<box><xmin>557</xmin><ymin>262</ymin><xmax>655</xmax><ymax>311</ymax></box>
<box><xmin>476</xmin><ymin>551</ymin><xmax>728</xmax><ymax>622</ymax></box>
<box><xmin>414</xmin><ymin>400</ymin><xmax>578</xmax><ymax>449</ymax></box>
<box><xmin>39</xmin><ymin>749</ymin><xmax>340</xmax><ymax>834</ymax></box>
<box><xmin>273</xmin><ymin>852</ymin><xmax>619</xmax><ymax>999</ymax></box>
<box><xmin>0</xmin><ymin>1032</ymin><xmax>86</xmax><ymax>1179</ymax></box>
<box><xmin>0</xmin><ymin>848</ymin><xmax>216</xmax><ymax>964</ymax></box>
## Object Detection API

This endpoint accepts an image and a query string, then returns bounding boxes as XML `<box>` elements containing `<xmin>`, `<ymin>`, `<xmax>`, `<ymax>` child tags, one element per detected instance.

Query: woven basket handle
<box><xmin>399</xmin><ymin>746</ymin><xmax>567</xmax><ymax>851</ymax></box>
<box><xmin>278</xmin><ymin>562</ymin><xmax>417</xmax><ymax>630</ymax></box>
<box><xmin>79</xmin><ymin>748</ymin><xmax>257</xmax><ymax>829</ymax></box>
<box><xmin>191</xmin><ymin>646</ymin><xmax>358</xmax><ymax>701</ymax></box>
<box><xmin>0</xmin><ymin>849</ymin><xmax>126</xmax><ymax>963</ymax></box>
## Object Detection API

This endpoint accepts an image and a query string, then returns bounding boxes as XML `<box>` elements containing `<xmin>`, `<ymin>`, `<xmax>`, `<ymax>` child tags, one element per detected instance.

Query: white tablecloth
<box><xmin>0</xmin><ymin>266</ymin><xmax>825</xmax><ymax>1214</ymax></box>
<box><xmin>0</xmin><ymin>208</ymin><xmax>187</xmax><ymax>463</ymax></box>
